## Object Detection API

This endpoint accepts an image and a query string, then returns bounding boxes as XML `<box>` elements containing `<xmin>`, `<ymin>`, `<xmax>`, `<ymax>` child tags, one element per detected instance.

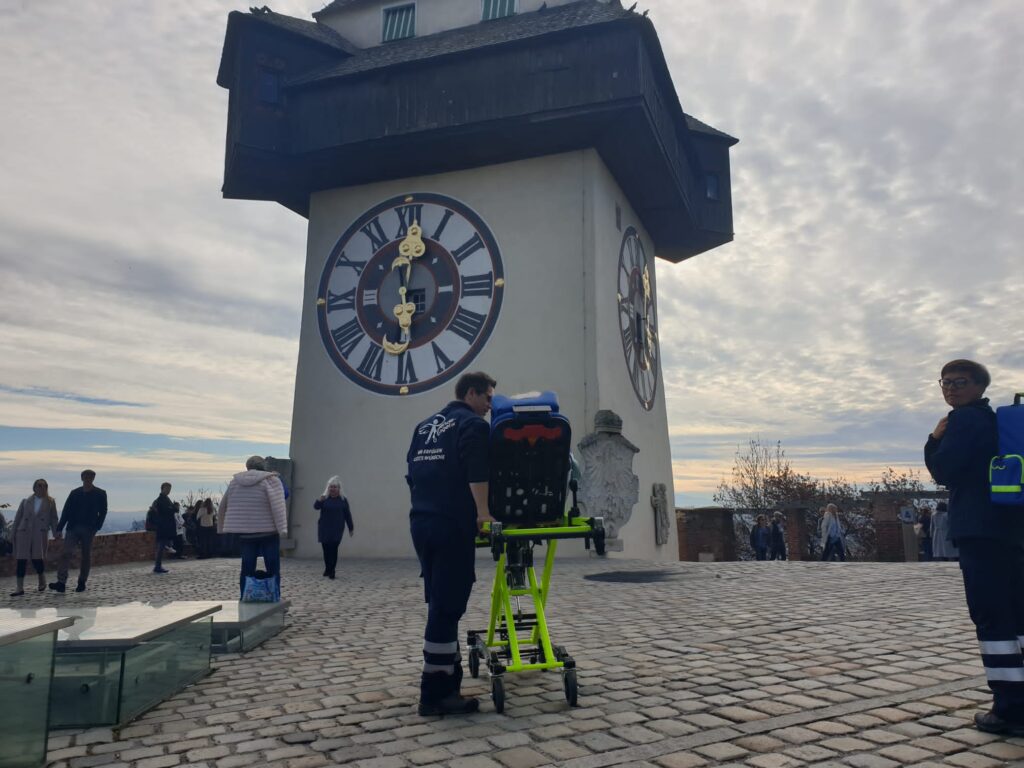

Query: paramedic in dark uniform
<box><xmin>407</xmin><ymin>371</ymin><xmax>497</xmax><ymax>716</ymax></box>
<box><xmin>925</xmin><ymin>359</ymin><xmax>1024</xmax><ymax>735</ymax></box>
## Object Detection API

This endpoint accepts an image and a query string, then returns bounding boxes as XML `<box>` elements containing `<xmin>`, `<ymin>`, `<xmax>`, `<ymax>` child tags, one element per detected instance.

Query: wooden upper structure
<box><xmin>216</xmin><ymin>1</ymin><xmax>738</xmax><ymax>262</ymax></box>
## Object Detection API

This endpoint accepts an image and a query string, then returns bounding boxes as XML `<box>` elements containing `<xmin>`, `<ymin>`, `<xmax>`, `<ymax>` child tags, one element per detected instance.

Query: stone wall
<box><xmin>676</xmin><ymin>507</ymin><xmax>736</xmax><ymax>562</ymax></box>
<box><xmin>0</xmin><ymin>531</ymin><xmax>158</xmax><ymax>578</ymax></box>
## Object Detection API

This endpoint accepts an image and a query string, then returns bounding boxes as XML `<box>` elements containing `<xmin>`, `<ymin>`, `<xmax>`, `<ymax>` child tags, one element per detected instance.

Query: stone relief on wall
<box><xmin>651</xmin><ymin>482</ymin><xmax>669</xmax><ymax>546</ymax></box>
<box><xmin>577</xmin><ymin>410</ymin><xmax>639</xmax><ymax>551</ymax></box>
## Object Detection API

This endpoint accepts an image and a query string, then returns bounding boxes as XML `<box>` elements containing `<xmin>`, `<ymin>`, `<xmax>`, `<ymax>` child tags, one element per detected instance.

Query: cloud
<box><xmin>2</xmin><ymin>0</ymin><xmax>1023</xmax><ymax>513</ymax></box>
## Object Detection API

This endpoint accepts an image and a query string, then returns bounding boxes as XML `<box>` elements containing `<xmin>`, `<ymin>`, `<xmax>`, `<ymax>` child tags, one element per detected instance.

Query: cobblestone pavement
<box><xmin>5</xmin><ymin>554</ymin><xmax>1024</xmax><ymax>768</ymax></box>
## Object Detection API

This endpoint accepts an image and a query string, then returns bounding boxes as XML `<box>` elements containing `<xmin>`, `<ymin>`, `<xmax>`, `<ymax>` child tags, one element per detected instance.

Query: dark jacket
<box><xmin>406</xmin><ymin>401</ymin><xmax>488</xmax><ymax>530</ymax></box>
<box><xmin>770</xmin><ymin>520</ymin><xmax>786</xmax><ymax>551</ymax></box>
<box><xmin>749</xmin><ymin>525</ymin><xmax>770</xmax><ymax>551</ymax></box>
<box><xmin>315</xmin><ymin>495</ymin><xmax>354</xmax><ymax>543</ymax></box>
<box><xmin>57</xmin><ymin>486</ymin><xmax>108</xmax><ymax>533</ymax></box>
<box><xmin>151</xmin><ymin>494</ymin><xmax>178</xmax><ymax>540</ymax></box>
<box><xmin>925</xmin><ymin>398</ymin><xmax>1024</xmax><ymax>542</ymax></box>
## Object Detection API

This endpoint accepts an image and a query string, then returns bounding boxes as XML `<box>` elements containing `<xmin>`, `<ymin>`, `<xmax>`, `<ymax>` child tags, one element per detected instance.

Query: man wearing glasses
<box><xmin>926</xmin><ymin>359</ymin><xmax>1024</xmax><ymax>735</ymax></box>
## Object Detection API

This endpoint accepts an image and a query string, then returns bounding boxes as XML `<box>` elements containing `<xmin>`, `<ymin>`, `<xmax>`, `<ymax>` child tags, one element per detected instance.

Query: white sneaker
<box><xmin>164</xmin><ymin>545</ymin><xmax>176</xmax><ymax>554</ymax></box>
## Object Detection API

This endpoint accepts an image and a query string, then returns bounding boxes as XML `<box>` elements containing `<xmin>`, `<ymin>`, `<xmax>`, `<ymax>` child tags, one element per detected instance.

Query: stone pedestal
<box><xmin>577</xmin><ymin>410</ymin><xmax>639</xmax><ymax>550</ymax></box>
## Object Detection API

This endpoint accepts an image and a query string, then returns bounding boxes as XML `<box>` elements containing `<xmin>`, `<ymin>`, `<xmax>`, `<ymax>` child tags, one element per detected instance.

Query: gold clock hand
<box><xmin>383</xmin><ymin>221</ymin><xmax>426</xmax><ymax>356</ymax></box>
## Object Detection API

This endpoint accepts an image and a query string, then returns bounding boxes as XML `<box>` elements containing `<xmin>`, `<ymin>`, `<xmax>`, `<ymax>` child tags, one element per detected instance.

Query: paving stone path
<box><xmin>5</xmin><ymin>554</ymin><xmax>1024</xmax><ymax>767</ymax></box>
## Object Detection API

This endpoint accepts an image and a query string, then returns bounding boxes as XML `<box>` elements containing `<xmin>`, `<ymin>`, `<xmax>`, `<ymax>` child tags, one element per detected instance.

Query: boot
<box><xmin>37</xmin><ymin>571</ymin><xmax>46</xmax><ymax>591</ymax></box>
<box><xmin>10</xmin><ymin>576</ymin><xmax>25</xmax><ymax>597</ymax></box>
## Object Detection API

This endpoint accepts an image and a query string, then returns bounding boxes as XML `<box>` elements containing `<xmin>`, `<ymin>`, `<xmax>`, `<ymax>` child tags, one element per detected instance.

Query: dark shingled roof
<box><xmin>289</xmin><ymin>0</ymin><xmax>637</xmax><ymax>87</ymax></box>
<box><xmin>684</xmin><ymin>114</ymin><xmax>738</xmax><ymax>145</ymax></box>
<box><xmin>313</xmin><ymin>0</ymin><xmax>374</xmax><ymax>18</ymax></box>
<box><xmin>248</xmin><ymin>6</ymin><xmax>360</xmax><ymax>54</ymax></box>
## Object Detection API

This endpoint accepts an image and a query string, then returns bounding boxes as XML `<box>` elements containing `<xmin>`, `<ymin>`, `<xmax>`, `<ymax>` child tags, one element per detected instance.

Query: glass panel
<box><xmin>241</xmin><ymin>610</ymin><xmax>285</xmax><ymax>652</ymax></box>
<box><xmin>49</xmin><ymin>649</ymin><xmax>123</xmax><ymax>729</ymax></box>
<box><xmin>120</xmin><ymin>617</ymin><xmax>211</xmax><ymax>725</ymax></box>
<box><xmin>484</xmin><ymin>0</ymin><xmax>514</xmax><ymax>20</ymax></box>
<box><xmin>0</xmin><ymin>633</ymin><xmax>54</xmax><ymax>768</ymax></box>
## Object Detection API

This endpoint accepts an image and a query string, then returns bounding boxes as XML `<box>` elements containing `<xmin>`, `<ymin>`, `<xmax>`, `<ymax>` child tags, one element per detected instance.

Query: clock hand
<box><xmin>383</xmin><ymin>222</ymin><xmax>426</xmax><ymax>355</ymax></box>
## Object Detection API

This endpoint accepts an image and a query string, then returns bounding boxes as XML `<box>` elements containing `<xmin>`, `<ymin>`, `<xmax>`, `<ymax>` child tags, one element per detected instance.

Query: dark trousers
<box><xmin>822</xmin><ymin>538</ymin><xmax>846</xmax><ymax>561</ymax></box>
<box><xmin>754</xmin><ymin>547</ymin><xmax>767</xmax><ymax>561</ymax></box>
<box><xmin>411</xmin><ymin>518</ymin><xmax>475</xmax><ymax>703</ymax></box>
<box><xmin>154</xmin><ymin>537</ymin><xmax>174</xmax><ymax>567</ymax></box>
<box><xmin>198</xmin><ymin>527</ymin><xmax>216</xmax><ymax>558</ymax></box>
<box><xmin>57</xmin><ymin>526</ymin><xmax>95</xmax><ymax>585</ymax></box>
<box><xmin>770</xmin><ymin>546</ymin><xmax>787</xmax><ymax>561</ymax></box>
<box><xmin>321</xmin><ymin>539</ymin><xmax>342</xmax><ymax>576</ymax></box>
<box><xmin>16</xmin><ymin>559</ymin><xmax>45</xmax><ymax>577</ymax></box>
<box><xmin>239</xmin><ymin>534</ymin><xmax>281</xmax><ymax>599</ymax></box>
<box><xmin>959</xmin><ymin>538</ymin><xmax>1024</xmax><ymax>719</ymax></box>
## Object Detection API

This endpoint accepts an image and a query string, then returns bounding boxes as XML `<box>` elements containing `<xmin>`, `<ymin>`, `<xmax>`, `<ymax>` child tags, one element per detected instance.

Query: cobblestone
<box><xmin>3</xmin><ymin>557</ymin><xmax>1017</xmax><ymax>768</ymax></box>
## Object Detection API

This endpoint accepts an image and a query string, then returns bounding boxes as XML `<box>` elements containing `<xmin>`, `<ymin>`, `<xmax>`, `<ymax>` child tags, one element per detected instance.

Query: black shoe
<box><xmin>975</xmin><ymin>711</ymin><xmax>1024</xmax><ymax>736</ymax></box>
<box><xmin>75</xmin><ymin>582</ymin><xmax>87</xmax><ymax>593</ymax></box>
<box><xmin>48</xmin><ymin>581</ymin><xmax>66</xmax><ymax>593</ymax></box>
<box><xmin>418</xmin><ymin>694</ymin><xmax>480</xmax><ymax>717</ymax></box>
<box><xmin>328</xmin><ymin>572</ymin><xmax>336</xmax><ymax>580</ymax></box>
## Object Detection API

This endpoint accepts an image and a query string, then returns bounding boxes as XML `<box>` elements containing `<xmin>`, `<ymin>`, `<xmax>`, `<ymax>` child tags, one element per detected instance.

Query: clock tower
<box><xmin>217</xmin><ymin>0</ymin><xmax>737</xmax><ymax>559</ymax></box>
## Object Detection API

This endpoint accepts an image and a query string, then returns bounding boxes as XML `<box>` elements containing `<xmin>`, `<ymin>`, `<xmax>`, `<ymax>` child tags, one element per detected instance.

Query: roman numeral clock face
<box><xmin>316</xmin><ymin>193</ymin><xmax>505</xmax><ymax>395</ymax></box>
<box><xmin>617</xmin><ymin>226</ymin><xmax>659</xmax><ymax>410</ymax></box>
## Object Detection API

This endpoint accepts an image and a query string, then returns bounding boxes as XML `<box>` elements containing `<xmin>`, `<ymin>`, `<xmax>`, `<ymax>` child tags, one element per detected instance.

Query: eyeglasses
<box><xmin>938</xmin><ymin>377</ymin><xmax>972</xmax><ymax>390</ymax></box>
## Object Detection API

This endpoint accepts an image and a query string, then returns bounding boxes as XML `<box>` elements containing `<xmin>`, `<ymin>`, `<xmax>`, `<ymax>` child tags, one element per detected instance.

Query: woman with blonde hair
<box><xmin>314</xmin><ymin>476</ymin><xmax>354</xmax><ymax>579</ymax></box>
<box><xmin>10</xmin><ymin>479</ymin><xmax>59</xmax><ymax>596</ymax></box>
<box><xmin>820</xmin><ymin>503</ymin><xmax>847</xmax><ymax>561</ymax></box>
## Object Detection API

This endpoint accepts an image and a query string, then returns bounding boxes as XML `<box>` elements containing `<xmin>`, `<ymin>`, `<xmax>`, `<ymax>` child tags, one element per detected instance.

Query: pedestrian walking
<box><xmin>315</xmin><ymin>476</ymin><xmax>354</xmax><ymax>580</ymax></box>
<box><xmin>51</xmin><ymin>469</ymin><xmax>107</xmax><ymax>593</ymax></box>
<box><xmin>820</xmin><ymin>504</ymin><xmax>846</xmax><ymax>561</ymax></box>
<box><xmin>150</xmin><ymin>483</ymin><xmax>179</xmax><ymax>574</ymax></box>
<box><xmin>9</xmin><ymin>479</ymin><xmax>59</xmax><ymax>596</ymax></box>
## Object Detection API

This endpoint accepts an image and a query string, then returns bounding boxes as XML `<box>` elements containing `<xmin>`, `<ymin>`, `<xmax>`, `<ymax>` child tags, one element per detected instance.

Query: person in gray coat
<box><xmin>10</xmin><ymin>479</ymin><xmax>59</xmax><ymax>596</ymax></box>
<box><xmin>931</xmin><ymin>501</ymin><xmax>959</xmax><ymax>561</ymax></box>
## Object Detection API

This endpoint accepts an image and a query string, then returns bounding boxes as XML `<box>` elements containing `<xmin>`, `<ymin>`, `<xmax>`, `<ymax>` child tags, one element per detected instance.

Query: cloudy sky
<box><xmin>1</xmin><ymin>0</ymin><xmax>1021</xmax><ymax>515</ymax></box>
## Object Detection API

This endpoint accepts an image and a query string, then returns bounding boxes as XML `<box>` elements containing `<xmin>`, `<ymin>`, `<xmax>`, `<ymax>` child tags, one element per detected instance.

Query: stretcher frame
<box><xmin>467</xmin><ymin>483</ymin><xmax>605</xmax><ymax>714</ymax></box>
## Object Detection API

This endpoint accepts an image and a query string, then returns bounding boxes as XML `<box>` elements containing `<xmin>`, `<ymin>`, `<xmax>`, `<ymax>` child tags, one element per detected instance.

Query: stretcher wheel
<box><xmin>468</xmin><ymin>650</ymin><xmax>480</xmax><ymax>678</ymax></box>
<box><xmin>563</xmin><ymin>669</ymin><xmax>578</xmax><ymax>707</ymax></box>
<box><xmin>492</xmin><ymin>676</ymin><xmax>505</xmax><ymax>714</ymax></box>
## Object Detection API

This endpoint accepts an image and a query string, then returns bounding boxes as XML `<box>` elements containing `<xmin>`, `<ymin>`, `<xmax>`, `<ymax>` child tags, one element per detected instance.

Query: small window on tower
<box><xmin>483</xmin><ymin>0</ymin><xmax>516</xmax><ymax>20</ymax></box>
<box><xmin>409</xmin><ymin>289</ymin><xmax>426</xmax><ymax>314</ymax></box>
<box><xmin>382</xmin><ymin>3</ymin><xmax>416</xmax><ymax>42</ymax></box>
<box><xmin>257</xmin><ymin>68</ymin><xmax>280</xmax><ymax>104</ymax></box>
<box><xmin>705</xmin><ymin>172</ymin><xmax>720</xmax><ymax>201</ymax></box>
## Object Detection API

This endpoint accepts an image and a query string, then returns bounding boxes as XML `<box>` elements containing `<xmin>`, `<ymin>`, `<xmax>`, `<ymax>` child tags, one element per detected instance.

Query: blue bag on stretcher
<box><xmin>990</xmin><ymin>393</ymin><xmax>1024</xmax><ymax>505</ymax></box>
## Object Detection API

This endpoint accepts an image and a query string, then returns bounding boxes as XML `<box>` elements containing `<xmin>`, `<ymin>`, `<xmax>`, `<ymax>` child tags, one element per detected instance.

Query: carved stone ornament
<box><xmin>577</xmin><ymin>411</ymin><xmax>639</xmax><ymax>544</ymax></box>
<box><xmin>651</xmin><ymin>482</ymin><xmax>669</xmax><ymax>546</ymax></box>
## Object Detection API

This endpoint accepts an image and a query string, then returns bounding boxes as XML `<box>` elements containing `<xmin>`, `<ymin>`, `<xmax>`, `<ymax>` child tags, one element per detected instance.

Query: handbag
<box><xmin>242</xmin><ymin>570</ymin><xmax>280</xmax><ymax>602</ymax></box>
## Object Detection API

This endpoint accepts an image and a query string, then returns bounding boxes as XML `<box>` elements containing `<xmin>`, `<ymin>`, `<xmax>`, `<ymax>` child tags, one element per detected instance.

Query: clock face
<box><xmin>617</xmin><ymin>226</ymin><xmax>659</xmax><ymax>410</ymax></box>
<box><xmin>316</xmin><ymin>193</ymin><xmax>505</xmax><ymax>396</ymax></box>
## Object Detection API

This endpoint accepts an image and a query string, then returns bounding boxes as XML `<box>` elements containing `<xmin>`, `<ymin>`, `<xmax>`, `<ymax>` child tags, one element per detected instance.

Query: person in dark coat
<box><xmin>315</xmin><ymin>475</ymin><xmax>354</xmax><ymax>579</ymax></box>
<box><xmin>925</xmin><ymin>359</ymin><xmax>1024</xmax><ymax>735</ymax></box>
<box><xmin>407</xmin><ymin>371</ymin><xmax>497</xmax><ymax>716</ymax></box>
<box><xmin>51</xmin><ymin>469</ymin><xmax>107</xmax><ymax>593</ymax></box>
<box><xmin>150</xmin><ymin>482</ymin><xmax>179</xmax><ymax>574</ymax></box>
<box><xmin>749</xmin><ymin>514</ymin><xmax>770</xmax><ymax>560</ymax></box>
<box><xmin>769</xmin><ymin>511</ymin><xmax>787</xmax><ymax>561</ymax></box>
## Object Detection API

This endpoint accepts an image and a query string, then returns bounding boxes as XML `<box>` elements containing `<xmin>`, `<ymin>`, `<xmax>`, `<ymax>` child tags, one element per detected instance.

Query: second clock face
<box><xmin>316</xmin><ymin>193</ymin><xmax>505</xmax><ymax>396</ymax></box>
<box><xmin>617</xmin><ymin>226</ymin><xmax>659</xmax><ymax>410</ymax></box>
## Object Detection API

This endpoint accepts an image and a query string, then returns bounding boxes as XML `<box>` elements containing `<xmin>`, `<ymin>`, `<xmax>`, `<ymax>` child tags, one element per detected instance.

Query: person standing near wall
<box><xmin>196</xmin><ymin>498</ymin><xmax>217</xmax><ymax>558</ymax></box>
<box><xmin>769</xmin><ymin>511</ymin><xmax>787</xmax><ymax>560</ymax></box>
<box><xmin>931</xmin><ymin>501</ymin><xmax>958</xmax><ymax>562</ymax></box>
<box><xmin>151</xmin><ymin>483</ymin><xmax>179</xmax><ymax>574</ymax></box>
<box><xmin>51</xmin><ymin>469</ymin><xmax>107</xmax><ymax>593</ymax></box>
<box><xmin>925</xmin><ymin>359</ymin><xmax>1024</xmax><ymax>735</ymax></box>
<box><xmin>749</xmin><ymin>514</ymin><xmax>770</xmax><ymax>560</ymax></box>
<box><xmin>10</xmin><ymin>479</ymin><xmax>59</xmax><ymax>596</ymax></box>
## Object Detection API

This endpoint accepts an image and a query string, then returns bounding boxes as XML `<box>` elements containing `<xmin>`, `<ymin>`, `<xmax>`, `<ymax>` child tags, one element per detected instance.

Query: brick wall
<box><xmin>783</xmin><ymin>508</ymin><xmax>811</xmax><ymax>561</ymax></box>
<box><xmin>676</xmin><ymin>507</ymin><xmax>736</xmax><ymax>562</ymax></box>
<box><xmin>0</xmin><ymin>531</ymin><xmax>159</xmax><ymax>578</ymax></box>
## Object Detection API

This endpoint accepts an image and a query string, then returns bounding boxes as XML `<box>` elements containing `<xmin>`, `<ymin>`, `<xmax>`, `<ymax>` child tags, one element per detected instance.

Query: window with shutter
<box><xmin>482</xmin><ymin>0</ymin><xmax>516</xmax><ymax>21</ymax></box>
<box><xmin>382</xmin><ymin>3</ymin><xmax>416</xmax><ymax>42</ymax></box>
